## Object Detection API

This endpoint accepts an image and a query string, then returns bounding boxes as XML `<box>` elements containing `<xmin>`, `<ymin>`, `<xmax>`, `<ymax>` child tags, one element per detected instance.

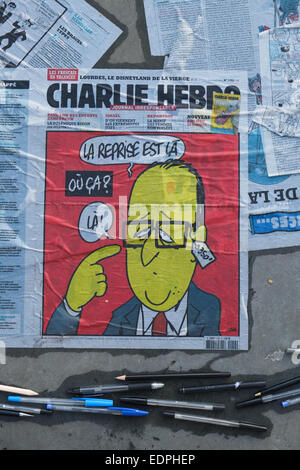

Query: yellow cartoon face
<box><xmin>125</xmin><ymin>162</ymin><xmax>206</xmax><ymax>311</ymax></box>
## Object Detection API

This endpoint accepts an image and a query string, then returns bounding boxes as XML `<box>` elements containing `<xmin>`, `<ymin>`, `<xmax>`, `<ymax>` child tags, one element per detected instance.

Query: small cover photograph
<box><xmin>211</xmin><ymin>92</ymin><xmax>241</xmax><ymax>135</ymax></box>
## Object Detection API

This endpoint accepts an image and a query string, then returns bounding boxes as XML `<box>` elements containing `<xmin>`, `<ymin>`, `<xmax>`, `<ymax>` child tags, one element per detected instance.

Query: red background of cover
<box><xmin>43</xmin><ymin>132</ymin><xmax>240</xmax><ymax>336</ymax></box>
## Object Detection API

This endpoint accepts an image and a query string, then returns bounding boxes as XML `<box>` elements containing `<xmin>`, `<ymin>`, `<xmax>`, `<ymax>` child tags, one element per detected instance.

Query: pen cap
<box><xmin>72</xmin><ymin>398</ymin><xmax>113</xmax><ymax>407</ymax></box>
<box><xmin>8</xmin><ymin>396</ymin><xmax>20</xmax><ymax>402</ymax></box>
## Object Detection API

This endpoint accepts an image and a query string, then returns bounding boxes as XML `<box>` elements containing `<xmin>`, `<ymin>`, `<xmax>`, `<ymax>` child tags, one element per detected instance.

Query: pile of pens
<box><xmin>1</xmin><ymin>370</ymin><xmax>300</xmax><ymax>432</ymax></box>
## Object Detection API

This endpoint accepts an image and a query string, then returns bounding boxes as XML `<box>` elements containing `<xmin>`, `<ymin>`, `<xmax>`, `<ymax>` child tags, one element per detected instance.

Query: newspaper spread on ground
<box><xmin>255</xmin><ymin>25</ymin><xmax>300</xmax><ymax>177</ymax></box>
<box><xmin>161</xmin><ymin>0</ymin><xmax>300</xmax><ymax>251</ymax></box>
<box><xmin>0</xmin><ymin>0</ymin><xmax>122</xmax><ymax>69</ymax></box>
<box><xmin>0</xmin><ymin>68</ymin><xmax>248</xmax><ymax>350</ymax></box>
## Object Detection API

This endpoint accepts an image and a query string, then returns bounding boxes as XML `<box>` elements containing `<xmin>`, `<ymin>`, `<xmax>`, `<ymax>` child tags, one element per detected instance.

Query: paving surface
<box><xmin>0</xmin><ymin>0</ymin><xmax>300</xmax><ymax>451</ymax></box>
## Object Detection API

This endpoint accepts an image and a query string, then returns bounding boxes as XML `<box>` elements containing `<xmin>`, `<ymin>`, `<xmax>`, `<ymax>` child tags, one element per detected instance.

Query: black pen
<box><xmin>120</xmin><ymin>396</ymin><xmax>225</xmax><ymax>411</ymax></box>
<box><xmin>255</xmin><ymin>375</ymin><xmax>300</xmax><ymax>397</ymax></box>
<box><xmin>164</xmin><ymin>411</ymin><xmax>267</xmax><ymax>432</ymax></box>
<box><xmin>68</xmin><ymin>382</ymin><xmax>165</xmax><ymax>395</ymax></box>
<box><xmin>0</xmin><ymin>409</ymin><xmax>33</xmax><ymax>418</ymax></box>
<box><xmin>180</xmin><ymin>381</ymin><xmax>266</xmax><ymax>394</ymax></box>
<box><xmin>236</xmin><ymin>387</ymin><xmax>300</xmax><ymax>408</ymax></box>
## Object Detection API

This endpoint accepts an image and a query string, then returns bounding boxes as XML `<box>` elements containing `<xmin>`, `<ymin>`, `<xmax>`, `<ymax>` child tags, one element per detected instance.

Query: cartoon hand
<box><xmin>65</xmin><ymin>244</ymin><xmax>121</xmax><ymax>312</ymax></box>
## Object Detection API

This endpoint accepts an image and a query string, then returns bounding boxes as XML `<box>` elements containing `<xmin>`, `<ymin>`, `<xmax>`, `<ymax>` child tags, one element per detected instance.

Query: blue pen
<box><xmin>108</xmin><ymin>407</ymin><xmax>149</xmax><ymax>416</ymax></box>
<box><xmin>46</xmin><ymin>404</ymin><xmax>148</xmax><ymax>416</ymax></box>
<box><xmin>8</xmin><ymin>396</ymin><xmax>113</xmax><ymax>407</ymax></box>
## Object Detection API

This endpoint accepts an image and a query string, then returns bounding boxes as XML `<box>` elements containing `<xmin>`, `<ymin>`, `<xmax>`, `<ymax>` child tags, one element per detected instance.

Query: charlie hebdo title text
<box><xmin>47</xmin><ymin>80</ymin><xmax>240</xmax><ymax>109</ymax></box>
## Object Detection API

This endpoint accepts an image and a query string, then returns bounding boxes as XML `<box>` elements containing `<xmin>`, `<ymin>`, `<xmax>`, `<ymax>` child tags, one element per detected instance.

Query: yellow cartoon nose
<box><xmin>141</xmin><ymin>234</ymin><xmax>159</xmax><ymax>267</ymax></box>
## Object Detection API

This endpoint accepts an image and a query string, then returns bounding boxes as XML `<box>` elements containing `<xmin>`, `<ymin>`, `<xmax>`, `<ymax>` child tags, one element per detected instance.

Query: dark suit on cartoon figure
<box><xmin>46</xmin><ymin>282</ymin><xmax>220</xmax><ymax>336</ymax></box>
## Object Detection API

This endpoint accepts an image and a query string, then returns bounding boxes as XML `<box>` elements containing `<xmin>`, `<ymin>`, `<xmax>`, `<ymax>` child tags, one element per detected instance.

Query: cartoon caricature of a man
<box><xmin>46</xmin><ymin>160</ymin><xmax>221</xmax><ymax>337</ymax></box>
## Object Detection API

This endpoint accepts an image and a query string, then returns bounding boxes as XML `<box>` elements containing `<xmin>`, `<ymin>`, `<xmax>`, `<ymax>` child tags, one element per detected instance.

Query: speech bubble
<box><xmin>65</xmin><ymin>171</ymin><xmax>113</xmax><ymax>197</ymax></box>
<box><xmin>79</xmin><ymin>134</ymin><xmax>185</xmax><ymax>176</ymax></box>
<box><xmin>78</xmin><ymin>202</ymin><xmax>114</xmax><ymax>242</ymax></box>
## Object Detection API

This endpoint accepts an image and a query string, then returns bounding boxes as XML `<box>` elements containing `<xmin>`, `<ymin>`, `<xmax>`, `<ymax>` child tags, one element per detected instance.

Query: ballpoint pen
<box><xmin>0</xmin><ymin>409</ymin><xmax>33</xmax><ymax>418</ymax></box>
<box><xmin>163</xmin><ymin>411</ymin><xmax>267</xmax><ymax>432</ymax></box>
<box><xmin>8</xmin><ymin>396</ymin><xmax>113</xmax><ymax>407</ymax></box>
<box><xmin>179</xmin><ymin>381</ymin><xmax>266</xmax><ymax>394</ymax></box>
<box><xmin>46</xmin><ymin>405</ymin><xmax>148</xmax><ymax>416</ymax></box>
<box><xmin>119</xmin><ymin>396</ymin><xmax>225</xmax><ymax>411</ymax></box>
<box><xmin>236</xmin><ymin>387</ymin><xmax>300</xmax><ymax>408</ymax></box>
<box><xmin>254</xmin><ymin>375</ymin><xmax>300</xmax><ymax>397</ymax></box>
<box><xmin>68</xmin><ymin>382</ymin><xmax>164</xmax><ymax>395</ymax></box>
<box><xmin>281</xmin><ymin>396</ymin><xmax>300</xmax><ymax>408</ymax></box>
<box><xmin>0</xmin><ymin>403</ymin><xmax>52</xmax><ymax>415</ymax></box>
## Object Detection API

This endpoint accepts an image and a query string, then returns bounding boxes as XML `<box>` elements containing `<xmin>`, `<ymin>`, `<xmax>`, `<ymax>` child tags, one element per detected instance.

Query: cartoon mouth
<box><xmin>145</xmin><ymin>290</ymin><xmax>171</xmax><ymax>306</ymax></box>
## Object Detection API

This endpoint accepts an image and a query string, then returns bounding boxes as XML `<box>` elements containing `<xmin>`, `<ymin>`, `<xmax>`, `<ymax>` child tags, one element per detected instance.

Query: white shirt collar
<box><xmin>137</xmin><ymin>292</ymin><xmax>188</xmax><ymax>336</ymax></box>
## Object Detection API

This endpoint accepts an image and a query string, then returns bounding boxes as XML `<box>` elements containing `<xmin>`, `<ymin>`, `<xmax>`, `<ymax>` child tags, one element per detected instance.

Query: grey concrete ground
<box><xmin>0</xmin><ymin>0</ymin><xmax>300</xmax><ymax>451</ymax></box>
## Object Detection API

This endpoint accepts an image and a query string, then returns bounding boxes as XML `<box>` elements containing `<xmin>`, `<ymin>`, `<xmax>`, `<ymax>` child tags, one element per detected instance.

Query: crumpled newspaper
<box><xmin>252</xmin><ymin>105</ymin><xmax>300</xmax><ymax>138</ymax></box>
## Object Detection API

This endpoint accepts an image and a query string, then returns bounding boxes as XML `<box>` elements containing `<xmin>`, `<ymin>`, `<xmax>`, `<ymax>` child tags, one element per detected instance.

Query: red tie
<box><xmin>152</xmin><ymin>312</ymin><xmax>167</xmax><ymax>336</ymax></box>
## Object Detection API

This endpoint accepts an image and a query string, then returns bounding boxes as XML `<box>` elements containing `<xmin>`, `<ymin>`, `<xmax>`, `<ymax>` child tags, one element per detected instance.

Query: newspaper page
<box><xmin>0</xmin><ymin>68</ymin><xmax>248</xmax><ymax>350</ymax></box>
<box><xmin>164</xmin><ymin>0</ymin><xmax>300</xmax><ymax>251</ymax></box>
<box><xmin>256</xmin><ymin>26</ymin><xmax>300</xmax><ymax>176</ymax></box>
<box><xmin>143</xmin><ymin>0</ymin><xmax>203</xmax><ymax>57</ymax></box>
<box><xmin>0</xmin><ymin>0</ymin><xmax>122</xmax><ymax>69</ymax></box>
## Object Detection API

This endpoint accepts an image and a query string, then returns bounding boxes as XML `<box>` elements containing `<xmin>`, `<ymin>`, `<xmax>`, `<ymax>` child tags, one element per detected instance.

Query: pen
<box><xmin>163</xmin><ymin>411</ymin><xmax>267</xmax><ymax>432</ymax></box>
<box><xmin>119</xmin><ymin>396</ymin><xmax>225</xmax><ymax>411</ymax></box>
<box><xmin>0</xmin><ymin>384</ymin><xmax>38</xmax><ymax>396</ymax></box>
<box><xmin>281</xmin><ymin>396</ymin><xmax>300</xmax><ymax>408</ymax></box>
<box><xmin>46</xmin><ymin>405</ymin><xmax>148</xmax><ymax>416</ymax></box>
<box><xmin>68</xmin><ymin>382</ymin><xmax>164</xmax><ymax>395</ymax></box>
<box><xmin>255</xmin><ymin>375</ymin><xmax>300</xmax><ymax>397</ymax></box>
<box><xmin>180</xmin><ymin>381</ymin><xmax>266</xmax><ymax>394</ymax></box>
<box><xmin>0</xmin><ymin>409</ymin><xmax>33</xmax><ymax>418</ymax></box>
<box><xmin>236</xmin><ymin>387</ymin><xmax>300</xmax><ymax>408</ymax></box>
<box><xmin>0</xmin><ymin>403</ymin><xmax>52</xmax><ymax>415</ymax></box>
<box><xmin>116</xmin><ymin>372</ymin><xmax>231</xmax><ymax>381</ymax></box>
<box><xmin>8</xmin><ymin>396</ymin><xmax>113</xmax><ymax>407</ymax></box>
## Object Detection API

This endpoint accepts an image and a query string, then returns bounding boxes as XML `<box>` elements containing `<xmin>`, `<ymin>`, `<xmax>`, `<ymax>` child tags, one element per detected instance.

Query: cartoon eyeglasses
<box><xmin>123</xmin><ymin>220</ymin><xmax>192</xmax><ymax>249</ymax></box>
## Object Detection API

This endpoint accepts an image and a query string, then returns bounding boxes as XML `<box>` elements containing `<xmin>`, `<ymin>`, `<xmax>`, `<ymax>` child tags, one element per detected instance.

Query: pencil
<box><xmin>0</xmin><ymin>384</ymin><xmax>38</xmax><ymax>396</ymax></box>
<box><xmin>116</xmin><ymin>372</ymin><xmax>231</xmax><ymax>381</ymax></box>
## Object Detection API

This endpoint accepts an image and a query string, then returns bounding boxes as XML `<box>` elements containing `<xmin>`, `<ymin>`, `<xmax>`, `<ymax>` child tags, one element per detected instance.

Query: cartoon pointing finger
<box><xmin>65</xmin><ymin>244</ymin><xmax>121</xmax><ymax>312</ymax></box>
